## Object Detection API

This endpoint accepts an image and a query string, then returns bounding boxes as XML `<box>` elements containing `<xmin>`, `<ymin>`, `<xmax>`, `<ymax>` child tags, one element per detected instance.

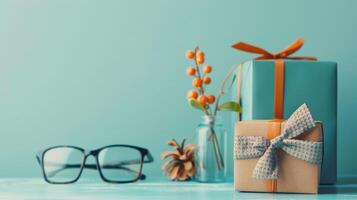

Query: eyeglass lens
<box><xmin>98</xmin><ymin>146</ymin><xmax>143</xmax><ymax>182</ymax></box>
<box><xmin>43</xmin><ymin>147</ymin><xmax>84</xmax><ymax>183</ymax></box>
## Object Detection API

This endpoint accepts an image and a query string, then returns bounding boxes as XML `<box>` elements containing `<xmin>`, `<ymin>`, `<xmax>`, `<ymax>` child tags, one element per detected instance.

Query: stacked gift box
<box><xmin>232</xmin><ymin>39</ymin><xmax>337</xmax><ymax>193</ymax></box>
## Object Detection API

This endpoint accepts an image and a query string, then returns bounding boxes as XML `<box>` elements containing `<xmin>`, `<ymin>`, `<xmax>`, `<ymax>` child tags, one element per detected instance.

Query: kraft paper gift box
<box><xmin>232</xmin><ymin>39</ymin><xmax>337</xmax><ymax>184</ymax></box>
<box><xmin>234</xmin><ymin>104</ymin><xmax>323</xmax><ymax>194</ymax></box>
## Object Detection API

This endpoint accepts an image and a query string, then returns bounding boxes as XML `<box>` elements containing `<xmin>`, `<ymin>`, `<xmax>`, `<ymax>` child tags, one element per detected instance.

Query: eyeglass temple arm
<box><xmin>36</xmin><ymin>151</ymin><xmax>43</xmax><ymax>165</ymax></box>
<box><xmin>144</xmin><ymin>151</ymin><xmax>154</xmax><ymax>164</ymax></box>
<box><xmin>44</xmin><ymin>160</ymin><xmax>146</xmax><ymax>180</ymax></box>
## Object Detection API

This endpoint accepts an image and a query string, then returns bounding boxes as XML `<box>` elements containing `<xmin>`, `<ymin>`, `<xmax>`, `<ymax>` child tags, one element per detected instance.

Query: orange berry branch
<box><xmin>186</xmin><ymin>47</ymin><xmax>216</xmax><ymax>115</ymax></box>
<box><xmin>185</xmin><ymin>46</ymin><xmax>241</xmax><ymax>116</ymax></box>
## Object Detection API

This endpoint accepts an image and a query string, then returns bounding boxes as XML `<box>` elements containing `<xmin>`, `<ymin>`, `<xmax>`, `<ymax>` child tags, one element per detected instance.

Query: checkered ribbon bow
<box><xmin>234</xmin><ymin>104</ymin><xmax>323</xmax><ymax>180</ymax></box>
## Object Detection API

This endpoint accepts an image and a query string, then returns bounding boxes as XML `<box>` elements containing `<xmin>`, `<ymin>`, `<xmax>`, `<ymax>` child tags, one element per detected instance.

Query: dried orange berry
<box><xmin>197</xmin><ymin>57</ymin><xmax>204</xmax><ymax>64</ymax></box>
<box><xmin>198</xmin><ymin>95</ymin><xmax>208</xmax><ymax>105</ymax></box>
<box><xmin>203</xmin><ymin>65</ymin><xmax>212</xmax><ymax>73</ymax></box>
<box><xmin>196</xmin><ymin>51</ymin><xmax>204</xmax><ymax>57</ymax></box>
<box><xmin>186</xmin><ymin>67</ymin><xmax>196</xmax><ymax>76</ymax></box>
<box><xmin>187</xmin><ymin>90</ymin><xmax>198</xmax><ymax>99</ymax></box>
<box><xmin>207</xmin><ymin>94</ymin><xmax>216</xmax><ymax>104</ymax></box>
<box><xmin>196</xmin><ymin>51</ymin><xmax>205</xmax><ymax>64</ymax></box>
<box><xmin>203</xmin><ymin>76</ymin><xmax>211</xmax><ymax>84</ymax></box>
<box><xmin>186</xmin><ymin>50</ymin><xmax>195</xmax><ymax>59</ymax></box>
<box><xmin>192</xmin><ymin>78</ymin><xmax>203</xmax><ymax>87</ymax></box>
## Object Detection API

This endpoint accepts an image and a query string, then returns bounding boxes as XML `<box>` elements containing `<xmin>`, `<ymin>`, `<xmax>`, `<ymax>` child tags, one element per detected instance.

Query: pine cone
<box><xmin>161</xmin><ymin>139</ymin><xmax>195</xmax><ymax>181</ymax></box>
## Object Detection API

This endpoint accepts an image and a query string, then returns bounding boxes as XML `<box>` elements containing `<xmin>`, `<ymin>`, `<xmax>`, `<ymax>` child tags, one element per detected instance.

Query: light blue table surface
<box><xmin>1</xmin><ymin>177</ymin><xmax>357</xmax><ymax>200</ymax></box>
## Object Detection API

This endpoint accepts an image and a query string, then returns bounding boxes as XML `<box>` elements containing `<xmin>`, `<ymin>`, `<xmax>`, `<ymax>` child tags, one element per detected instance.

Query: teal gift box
<box><xmin>233</xmin><ymin>60</ymin><xmax>337</xmax><ymax>184</ymax></box>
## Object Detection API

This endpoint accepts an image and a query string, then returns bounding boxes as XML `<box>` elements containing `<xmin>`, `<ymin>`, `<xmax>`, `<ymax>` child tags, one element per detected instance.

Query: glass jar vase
<box><xmin>195</xmin><ymin>115</ymin><xmax>227</xmax><ymax>182</ymax></box>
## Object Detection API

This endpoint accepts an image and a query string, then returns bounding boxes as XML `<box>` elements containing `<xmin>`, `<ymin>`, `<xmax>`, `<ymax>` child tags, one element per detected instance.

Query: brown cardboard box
<box><xmin>234</xmin><ymin>120</ymin><xmax>322</xmax><ymax>194</ymax></box>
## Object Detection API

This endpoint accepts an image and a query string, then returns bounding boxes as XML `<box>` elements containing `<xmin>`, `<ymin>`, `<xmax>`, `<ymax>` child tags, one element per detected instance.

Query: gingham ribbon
<box><xmin>234</xmin><ymin>104</ymin><xmax>323</xmax><ymax>180</ymax></box>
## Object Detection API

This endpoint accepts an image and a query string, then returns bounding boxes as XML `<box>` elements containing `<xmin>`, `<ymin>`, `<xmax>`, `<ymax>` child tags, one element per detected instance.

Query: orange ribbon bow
<box><xmin>232</xmin><ymin>38</ymin><xmax>317</xmax><ymax>61</ymax></box>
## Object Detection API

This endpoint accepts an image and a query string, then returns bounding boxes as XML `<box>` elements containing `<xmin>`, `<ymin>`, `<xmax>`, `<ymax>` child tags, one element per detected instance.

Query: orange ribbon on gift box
<box><xmin>232</xmin><ymin>38</ymin><xmax>317</xmax><ymax>61</ymax></box>
<box><xmin>232</xmin><ymin>38</ymin><xmax>317</xmax><ymax>192</ymax></box>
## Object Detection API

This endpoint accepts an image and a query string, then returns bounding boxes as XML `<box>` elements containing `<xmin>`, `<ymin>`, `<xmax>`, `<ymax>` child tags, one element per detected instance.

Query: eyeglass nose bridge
<box><xmin>80</xmin><ymin>150</ymin><xmax>102</xmax><ymax>173</ymax></box>
<box><xmin>84</xmin><ymin>149</ymin><xmax>100</xmax><ymax>158</ymax></box>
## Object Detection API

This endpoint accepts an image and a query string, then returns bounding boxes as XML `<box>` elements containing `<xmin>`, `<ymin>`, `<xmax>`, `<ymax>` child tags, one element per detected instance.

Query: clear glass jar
<box><xmin>195</xmin><ymin>115</ymin><xmax>227</xmax><ymax>182</ymax></box>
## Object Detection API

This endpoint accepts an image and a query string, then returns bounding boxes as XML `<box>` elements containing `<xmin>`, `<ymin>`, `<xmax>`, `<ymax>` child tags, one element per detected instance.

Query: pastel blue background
<box><xmin>0</xmin><ymin>0</ymin><xmax>356</xmax><ymax>181</ymax></box>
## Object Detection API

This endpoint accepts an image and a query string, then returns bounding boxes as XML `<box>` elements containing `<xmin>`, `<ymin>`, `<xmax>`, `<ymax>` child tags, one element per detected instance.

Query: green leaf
<box><xmin>229</xmin><ymin>64</ymin><xmax>242</xmax><ymax>90</ymax></box>
<box><xmin>229</xmin><ymin>74</ymin><xmax>236</xmax><ymax>90</ymax></box>
<box><xmin>218</xmin><ymin>101</ymin><xmax>241</xmax><ymax>112</ymax></box>
<box><xmin>189</xmin><ymin>99</ymin><xmax>205</xmax><ymax>110</ymax></box>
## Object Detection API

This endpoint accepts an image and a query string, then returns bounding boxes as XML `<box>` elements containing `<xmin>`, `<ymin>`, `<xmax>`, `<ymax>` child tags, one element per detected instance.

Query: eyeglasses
<box><xmin>36</xmin><ymin>145</ymin><xmax>154</xmax><ymax>184</ymax></box>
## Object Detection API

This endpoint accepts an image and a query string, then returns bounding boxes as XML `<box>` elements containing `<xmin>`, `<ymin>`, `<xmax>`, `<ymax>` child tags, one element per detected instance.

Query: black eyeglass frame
<box><xmin>36</xmin><ymin>144</ymin><xmax>154</xmax><ymax>184</ymax></box>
